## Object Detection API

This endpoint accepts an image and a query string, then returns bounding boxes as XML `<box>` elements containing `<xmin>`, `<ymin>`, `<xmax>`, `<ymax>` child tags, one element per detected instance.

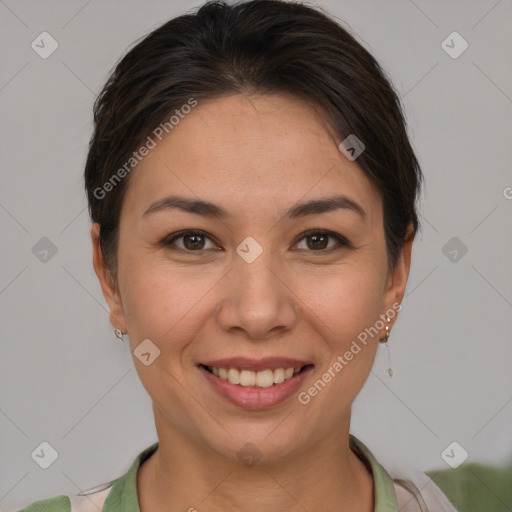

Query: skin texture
<box><xmin>92</xmin><ymin>94</ymin><xmax>414</xmax><ymax>512</ymax></box>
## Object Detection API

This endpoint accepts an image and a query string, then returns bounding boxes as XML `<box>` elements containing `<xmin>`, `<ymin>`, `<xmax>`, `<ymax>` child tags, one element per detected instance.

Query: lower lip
<box><xmin>199</xmin><ymin>365</ymin><xmax>313</xmax><ymax>410</ymax></box>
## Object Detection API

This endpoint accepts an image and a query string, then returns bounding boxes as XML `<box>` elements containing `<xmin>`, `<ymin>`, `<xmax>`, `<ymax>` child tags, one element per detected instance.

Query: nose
<box><xmin>216</xmin><ymin>249</ymin><xmax>298</xmax><ymax>341</ymax></box>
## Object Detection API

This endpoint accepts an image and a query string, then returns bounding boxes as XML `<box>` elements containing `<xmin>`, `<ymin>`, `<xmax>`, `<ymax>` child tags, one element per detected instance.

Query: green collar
<box><xmin>102</xmin><ymin>441</ymin><xmax>158</xmax><ymax>512</ymax></box>
<box><xmin>349</xmin><ymin>435</ymin><xmax>399</xmax><ymax>512</ymax></box>
<box><xmin>103</xmin><ymin>436</ymin><xmax>398</xmax><ymax>512</ymax></box>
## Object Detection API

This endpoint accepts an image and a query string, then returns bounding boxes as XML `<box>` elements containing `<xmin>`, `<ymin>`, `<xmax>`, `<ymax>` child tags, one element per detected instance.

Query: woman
<box><xmin>17</xmin><ymin>1</ymin><xmax>457</xmax><ymax>510</ymax></box>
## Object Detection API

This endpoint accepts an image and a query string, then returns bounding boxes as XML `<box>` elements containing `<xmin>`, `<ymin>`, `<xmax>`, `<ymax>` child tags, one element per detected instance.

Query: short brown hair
<box><xmin>84</xmin><ymin>0</ymin><xmax>422</xmax><ymax>274</ymax></box>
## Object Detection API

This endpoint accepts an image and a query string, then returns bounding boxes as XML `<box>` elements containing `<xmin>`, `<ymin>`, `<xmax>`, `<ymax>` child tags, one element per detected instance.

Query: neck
<box><xmin>138</xmin><ymin>414</ymin><xmax>374</xmax><ymax>512</ymax></box>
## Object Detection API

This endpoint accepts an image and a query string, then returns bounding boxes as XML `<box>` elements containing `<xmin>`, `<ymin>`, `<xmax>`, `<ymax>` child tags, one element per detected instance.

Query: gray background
<box><xmin>1</xmin><ymin>0</ymin><xmax>511</xmax><ymax>509</ymax></box>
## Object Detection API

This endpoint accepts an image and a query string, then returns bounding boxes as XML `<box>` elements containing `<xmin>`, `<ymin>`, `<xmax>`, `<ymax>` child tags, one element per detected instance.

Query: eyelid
<box><xmin>162</xmin><ymin>229</ymin><xmax>221</xmax><ymax>251</ymax></box>
<box><xmin>162</xmin><ymin>228</ymin><xmax>352</xmax><ymax>253</ymax></box>
<box><xmin>293</xmin><ymin>229</ymin><xmax>352</xmax><ymax>251</ymax></box>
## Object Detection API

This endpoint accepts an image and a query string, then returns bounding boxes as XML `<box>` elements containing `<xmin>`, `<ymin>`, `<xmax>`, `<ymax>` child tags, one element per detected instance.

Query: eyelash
<box><xmin>161</xmin><ymin>229</ymin><xmax>352</xmax><ymax>253</ymax></box>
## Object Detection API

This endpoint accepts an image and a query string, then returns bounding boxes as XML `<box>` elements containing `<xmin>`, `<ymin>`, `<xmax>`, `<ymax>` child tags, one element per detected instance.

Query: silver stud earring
<box><xmin>114</xmin><ymin>328</ymin><xmax>125</xmax><ymax>342</ymax></box>
<box><xmin>379</xmin><ymin>316</ymin><xmax>390</xmax><ymax>343</ymax></box>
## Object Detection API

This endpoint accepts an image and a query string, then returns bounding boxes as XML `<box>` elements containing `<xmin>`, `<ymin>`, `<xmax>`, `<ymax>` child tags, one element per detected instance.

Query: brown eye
<box><xmin>182</xmin><ymin>233</ymin><xmax>206</xmax><ymax>250</ymax></box>
<box><xmin>295</xmin><ymin>230</ymin><xmax>350</xmax><ymax>252</ymax></box>
<box><xmin>306</xmin><ymin>233</ymin><xmax>329</xmax><ymax>250</ymax></box>
<box><xmin>163</xmin><ymin>230</ymin><xmax>218</xmax><ymax>252</ymax></box>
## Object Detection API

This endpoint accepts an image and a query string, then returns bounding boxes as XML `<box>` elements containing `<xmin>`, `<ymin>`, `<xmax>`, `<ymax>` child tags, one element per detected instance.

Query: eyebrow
<box><xmin>142</xmin><ymin>194</ymin><xmax>367</xmax><ymax>220</ymax></box>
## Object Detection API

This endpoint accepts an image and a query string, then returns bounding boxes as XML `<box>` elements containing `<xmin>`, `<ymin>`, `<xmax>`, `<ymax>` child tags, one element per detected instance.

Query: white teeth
<box><xmin>227</xmin><ymin>368</ymin><xmax>240</xmax><ymax>384</ymax></box>
<box><xmin>239</xmin><ymin>369</ymin><xmax>255</xmax><ymax>386</ymax></box>
<box><xmin>256</xmin><ymin>369</ymin><xmax>274</xmax><ymax>388</ymax></box>
<box><xmin>209</xmin><ymin>366</ymin><xmax>302</xmax><ymax>387</ymax></box>
<box><xmin>273</xmin><ymin>368</ymin><xmax>285</xmax><ymax>384</ymax></box>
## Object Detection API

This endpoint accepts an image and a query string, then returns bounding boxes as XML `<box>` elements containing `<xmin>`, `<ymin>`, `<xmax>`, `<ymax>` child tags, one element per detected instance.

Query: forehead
<box><xmin>121</xmin><ymin>94</ymin><xmax>381</xmax><ymax>222</ymax></box>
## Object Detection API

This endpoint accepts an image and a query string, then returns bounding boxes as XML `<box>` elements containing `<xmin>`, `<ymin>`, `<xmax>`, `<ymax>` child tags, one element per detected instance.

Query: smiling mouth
<box><xmin>200</xmin><ymin>364</ymin><xmax>313</xmax><ymax>388</ymax></box>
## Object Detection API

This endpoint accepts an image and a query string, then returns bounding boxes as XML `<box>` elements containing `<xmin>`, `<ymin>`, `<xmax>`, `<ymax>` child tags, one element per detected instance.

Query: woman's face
<box><xmin>93</xmin><ymin>94</ymin><xmax>412</xmax><ymax>463</ymax></box>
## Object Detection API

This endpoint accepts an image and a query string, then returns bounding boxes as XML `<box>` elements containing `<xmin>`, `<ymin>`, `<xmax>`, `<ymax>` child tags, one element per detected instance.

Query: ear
<box><xmin>382</xmin><ymin>223</ymin><xmax>415</xmax><ymax>329</ymax></box>
<box><xmin>91</xmin><ymin>223</ymin><xmax>127</xmax><ymax>333</ymax></box>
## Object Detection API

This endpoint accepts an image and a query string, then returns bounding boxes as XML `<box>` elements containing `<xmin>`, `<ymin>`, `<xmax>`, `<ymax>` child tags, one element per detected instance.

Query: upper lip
<box><xmin>199</xmin><ymin>357</ymin><xmax>313</xmax><ymax>372</ymax></box>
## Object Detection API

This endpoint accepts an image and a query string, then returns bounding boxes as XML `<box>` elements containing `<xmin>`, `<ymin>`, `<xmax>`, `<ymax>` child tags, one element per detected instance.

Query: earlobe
<box><xmin>90</xmin><ymin>223</ymin><xmax>127</xmax><ymax>333</ymax></box>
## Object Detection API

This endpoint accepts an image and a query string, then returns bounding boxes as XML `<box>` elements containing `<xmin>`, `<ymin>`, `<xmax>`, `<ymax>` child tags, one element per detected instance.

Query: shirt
<box><xmin>15</xmin><ymin>435</ymin><xmax>457</xmax><ymax>512</ymax></box>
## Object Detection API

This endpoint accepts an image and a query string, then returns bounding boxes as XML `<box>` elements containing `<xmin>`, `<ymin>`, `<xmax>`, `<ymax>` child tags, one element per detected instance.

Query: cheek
<box><xmin>291</xmin><ymin>264</ymin><xmax>386</xmax><ymax>425</ymax></box>
<box><xmin>299</xmin><ymin>277</ymin><xmax>381</xmax><ymax>407</ymax></box>
<box><xmin>310</xmin><ymin>265</ymin><xmax>384</xmax><ymax>382</ymax></box>
<box><xmin>118</xmin><ymin>254</ymin><xmax>219</xmax><ymax>344</ymax></box>
<box><xmin>314</xmin><ymin>263</ymin><xmax>385</xmax><ymax>341</ymax></box>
